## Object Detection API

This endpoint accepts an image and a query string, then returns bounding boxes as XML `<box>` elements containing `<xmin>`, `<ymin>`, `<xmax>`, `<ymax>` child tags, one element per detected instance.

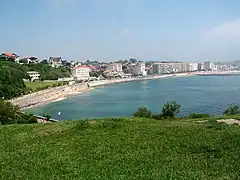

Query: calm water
<box><xmin>26</xmin><ymin>76</ymin><xmax>240</xmax><ymax>120</ymax></box>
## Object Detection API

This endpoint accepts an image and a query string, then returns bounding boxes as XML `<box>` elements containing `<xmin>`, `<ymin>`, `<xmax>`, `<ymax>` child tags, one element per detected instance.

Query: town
<box><xmin>0</xmin><ymin>52</ymin><xmax>239</xmax><ymax>82</ymax></box>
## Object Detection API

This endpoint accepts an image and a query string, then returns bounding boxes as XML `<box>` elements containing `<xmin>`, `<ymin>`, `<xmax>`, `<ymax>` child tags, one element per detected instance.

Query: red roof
<box><xmin>2</xmin><ymin>52</ymin><xmax>16</xmax><ymax>57</ymax></box>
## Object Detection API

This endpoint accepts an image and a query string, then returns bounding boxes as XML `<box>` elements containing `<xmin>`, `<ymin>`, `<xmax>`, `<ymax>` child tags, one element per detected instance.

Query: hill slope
<box><xmin>0</xmin><ymin>118</ymin><xmax>239</xmax><ymax>179</ymax></box>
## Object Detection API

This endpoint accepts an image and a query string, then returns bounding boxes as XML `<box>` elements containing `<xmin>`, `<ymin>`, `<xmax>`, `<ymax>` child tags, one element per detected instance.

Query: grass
<box><xmin>25</xmin><ymin>81</ymin><xmax>65</xmax><ymax>92</ymax></box>
<box><xmin>0</xmin><ymin>118</ymin><xmax>240</xmax><ymax>179</ymax></box>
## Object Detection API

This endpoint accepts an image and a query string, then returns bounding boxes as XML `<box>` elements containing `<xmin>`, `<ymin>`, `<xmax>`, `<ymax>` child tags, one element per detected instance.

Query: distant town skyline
<box><xmin>1</xmin><ymin>0</ymin><xmax>240</xmax><ymax>61</ymax></box>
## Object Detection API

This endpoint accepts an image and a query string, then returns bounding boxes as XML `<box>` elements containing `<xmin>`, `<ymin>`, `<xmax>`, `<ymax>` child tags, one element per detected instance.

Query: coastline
<box><xmin>11</xmin><ymin>71</ymin><xmax>239</xmax><ymax>110</ymax></box>
<box><xmin>10</xmin><ymin>73</ymin><xmax>190</xmax><ymax>109</ymax></box>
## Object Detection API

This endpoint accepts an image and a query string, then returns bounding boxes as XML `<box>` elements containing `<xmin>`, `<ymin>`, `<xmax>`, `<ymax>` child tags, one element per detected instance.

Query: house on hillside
<box><xmin>0</xmin><ymin>52</ymin><xmax>19</xmax><ymax>62</ymax></box>
<box><xmin>27</xmin><ymin>71</ymin><xmax>40</xmax><ymax>81</ymax></box>
<box><xmin>19</xmin><ymin>57</ymin><xmax>39</xmax><ymax>64</ymax></box>
<box><xmin>49</xmin><ymin>57</ymin><xmax>62</xmax><ymax>68</ymax></box>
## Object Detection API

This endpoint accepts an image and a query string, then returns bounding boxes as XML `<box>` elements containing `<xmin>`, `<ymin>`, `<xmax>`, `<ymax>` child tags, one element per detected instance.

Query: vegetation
<box><xmin>161</xmin><ymin>101</ymin><xmax>181</xmax><ymax>118</ymax></box>
<box><xmin>0</xmin><ymin>118</ymin><xmax>239</xmax><ymax>179</ymax></box>
<box><xmin>0</xmin><ymin>61</ymin><xmax>29</xmax><ymax>99</ymax></box>
<box><xmin>133</xmin><ymin>106</ymin><xmax>152</xmax><ymax>118</ymax></box>
<box><xmin>20</xmin><ymin>63</ymin><xmax>71</xmax><ymax>80</ymax></box>
<box><xmin>0</xmin><ymin>60</ymin><xmax>71</xmax><ymax>99</ymax></box>
<box><xmin>0</xmin><ymin>100</ymin><xmax>37</xmax><ymax>125</ymax></box>
<box><xmin>223</xmin><ymin>105</ymin><xmax>240</xmax><ymax>115</ymax></box>
<box><xmin>187</xmin><ymin>113</ymin><xmax>210</xmax><ymax>119</ymax></box>
<box><xmin>25</xmin><ymin>81</ymin><xmax>67</xmax><ymax>92</ymax></box>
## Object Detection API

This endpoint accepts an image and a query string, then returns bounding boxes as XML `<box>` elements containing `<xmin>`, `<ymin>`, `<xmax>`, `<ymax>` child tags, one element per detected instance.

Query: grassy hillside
<box><xmin>25</xmin><ymin>81</ymin><xmax>66</xmax><ymax>92</ymax></box>
<box><xmin>0</xmin><ymin>118</ymin><xmax>239</xmax><ymax>179</ymax></box>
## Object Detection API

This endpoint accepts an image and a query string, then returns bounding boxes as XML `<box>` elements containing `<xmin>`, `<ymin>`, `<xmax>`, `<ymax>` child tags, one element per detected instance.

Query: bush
<box><xmin>152</xmin><ymin>114</ymin><xmax>163</xmax><ymax>120</ymax></box>
<box><xmin>187</xmin><ymin>113</ymin><xmax>210</xmax><ymax>119</ymax></box>
<box><xmin>162</xmin><ymin>101</ymin><xmax>181</xmax><ymax>119</ymax></box>
<box><xmin>133</xmin><ymin>106</ymin><xmax>152</xmax><ymax>118</ymax></box>
<box><xmin>0</xmin><ymin>100</ymin><xmax>37</xmax><ymax>125</ymax></box>
<box><xmin>223</xmin><ymin>105</ymin><xmax>240</xmax><ymax>115</ymax></box>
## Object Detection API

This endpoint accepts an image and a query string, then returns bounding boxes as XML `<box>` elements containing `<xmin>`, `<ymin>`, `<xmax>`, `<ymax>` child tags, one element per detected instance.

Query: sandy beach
<box><xmin>10</xmin><ymin>73</ymin><xmax>191</xmax><ymax>109</ymax></box>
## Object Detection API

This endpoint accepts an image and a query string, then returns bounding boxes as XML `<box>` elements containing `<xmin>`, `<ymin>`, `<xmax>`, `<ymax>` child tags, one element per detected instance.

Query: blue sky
<box><xmin>1</xmin><ymin>0</ymin><xmax>240</xmax><ymax>62</ymax></box>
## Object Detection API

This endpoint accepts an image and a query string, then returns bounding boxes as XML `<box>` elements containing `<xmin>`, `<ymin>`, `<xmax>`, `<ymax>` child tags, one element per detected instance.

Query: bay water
<box><xmin>26</xmin><ymin>76</ymin><xmax>240</xmax><ymax>120</ymax></box>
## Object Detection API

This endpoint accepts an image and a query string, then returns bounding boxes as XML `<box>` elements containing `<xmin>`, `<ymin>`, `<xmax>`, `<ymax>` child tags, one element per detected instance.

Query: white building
<box><xmin>27</xmin><ymin>71</ymin><xmax>40</xmax><ymax>81</ymax></box>
<box><xmin>49</xmin><ymin>57</ymin><xmax>62</xmax><ymax>68</ymax></box>
<box><xmin>188</xmin><ymin>63</ymin><xmax>198</xmax><ymax>72</ymax></box>
<box><xmin>152</xmin><ymin>62</ymin><xmax>187</xmax><ymax>74</ymax></box>
<box><xmin>107</xmin><ymin>63</ymin><xmax>122</xmax><ymax>72</ymax></box>
<box><xmin>130</xmin><ymin>62</ymin><xmax>147</xmax><ymax>76</ymax></box>
<box><xmin>71</xmin><ymin>66</ymin><xmax>91</xmax><ymax>80</ymax></box>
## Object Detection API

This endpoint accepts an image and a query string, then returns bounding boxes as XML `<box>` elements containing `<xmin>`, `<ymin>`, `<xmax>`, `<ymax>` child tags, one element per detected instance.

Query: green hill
<box><xmin>0</xmin><ymin>118</ymin><xmax>239</xmax><ymax>179</ymax></box>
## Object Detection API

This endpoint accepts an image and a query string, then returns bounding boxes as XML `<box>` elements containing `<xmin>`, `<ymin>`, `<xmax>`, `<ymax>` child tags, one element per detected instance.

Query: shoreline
<box><xmin>10</xmin><ymin>73</ymin><xmax>190</xmax><ymax>109</ymax></box>
<box><xmin>10</xmin><ymin>71</ymin><xmax>240</xmax><ymax>110</ymax></box>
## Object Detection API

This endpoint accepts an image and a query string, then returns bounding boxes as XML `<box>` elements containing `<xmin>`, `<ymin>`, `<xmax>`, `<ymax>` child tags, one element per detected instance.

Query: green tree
<box><xmin>133</xmin><ymin>106</ymin><xmax>152</xmax><ymax>118</ymax></box>
<box><xmin>0</xmin><ymin>100</ymin><xmax>36</xmax><ymax>125</ymax></box>
<box><xmin>162</xmin><ymin>101</ymin><xmax>181</xmax><ymax>119</ymax></box>
<box><xmin>223</xmin><ymin>105</ymin><xmax>240</xmax><ymax>115</ymax></box>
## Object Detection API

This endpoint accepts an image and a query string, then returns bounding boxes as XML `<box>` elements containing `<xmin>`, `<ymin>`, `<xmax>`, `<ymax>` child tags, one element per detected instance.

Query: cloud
<box><xmin>208</xmin><ymin>18</ymin><xmax>240</xmax><ymax>38</ymax></box>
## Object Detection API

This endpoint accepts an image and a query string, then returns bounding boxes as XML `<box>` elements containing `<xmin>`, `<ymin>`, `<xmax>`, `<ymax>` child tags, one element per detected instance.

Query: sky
<box><xmin>1</xmin><ymin>0</ymin><xmax>240</xmax><ymax>62</ymax></box>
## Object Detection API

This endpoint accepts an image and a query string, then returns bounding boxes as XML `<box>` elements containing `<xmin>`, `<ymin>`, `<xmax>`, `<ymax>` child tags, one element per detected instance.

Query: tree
<box><xmin>162</xmin><ymin>101</ymin><xmax>181</xmax><ymax>119</ymax></box>
<box><xmin>129</xmin><ymin>58</ymin><xmax>137</xmax><ymax>64</ymax></box>
<box><xmin>40</xmin><ymin>59</ymin><xmax>49</xmax><ymax>64</ymax></box>
<box><xmin>133</xmin><ymin>106</ymin><xmax>152</xmax><ymax>118</ymax></box>
<box><xmin>0</xmin><ymin>100</ymin><xmax>37</xmax><ymax>125</ymax></box>
<box><xmin>223</xmin><ymin>105</ymin><xmax>240</xmax><ymax>115</ymax></box>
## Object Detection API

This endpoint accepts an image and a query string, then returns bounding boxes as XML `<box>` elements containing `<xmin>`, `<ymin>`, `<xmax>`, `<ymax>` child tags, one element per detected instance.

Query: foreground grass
<box><xmin>25</xmin><ymin>81</ymin><xmax>64</xmax><ymax>92</ymax></box>
<box><xmin>0</xmin><ymin>118</ymin><xmax>239</xmax><ymax>179</ymax></box>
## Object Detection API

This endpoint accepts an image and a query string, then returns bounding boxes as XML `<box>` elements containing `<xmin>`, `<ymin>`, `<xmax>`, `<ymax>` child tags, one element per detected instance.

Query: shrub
<box><xmin>223</xmin><ymin>105</ymin><xmax>240</xmax><ymax>115</ymax></box>
<box><xmin>188</xmin><ymin>113</ymin><xmax>210</xmax><ymax>119</ymax></box>
<box><xmin>162</xmin><ymin>101</ymin><xmax>181</xmax><ymax>119</ymax></box>
<box><xmin>133</xmin><ymin>106</ymin><xmax>152</xmax><ymax>118</ymax></box>
<box><xmin>152</xmin><ymin>114</ymin><xmax>163</xmax><ymax>120</ymax></box>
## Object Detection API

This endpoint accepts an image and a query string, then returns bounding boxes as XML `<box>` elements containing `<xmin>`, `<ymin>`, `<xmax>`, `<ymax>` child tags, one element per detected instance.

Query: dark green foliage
<box><xmin>20</xmin><ymin>63</ymin><xmax>71</xmax><ymax>80</ymax></box>
<box><xmin>0</xmin><ymin>100</ymin><xmax>37</xmax><ymax>125</ymax></box>
<box><xmin>133</xmin><ymin>106</ymin><xmax>152</xmax><ymax>118</ymax></box>
<box><xmin>223</xmin><ymin>105</ymin><xmax>240</xmax><ymax>115</ymax></box>
<box><xmin>42</xmin><ymin>113</ymin><xmax>51</xmax><ymax>120</ymax></box>
<box><xmin>152</xmin><ymin>114</ymin><xmax>164</xmax><ymax>120</ymax></box>
<box><xmin>162</xmin><ymin>101</ymin><xmax>181</xmax><ymax>119</ymax></box>
<box><xmin>0</xmin><ymin>61</ymin><xmax>70</xmax><ymax>99</ymax></box>
<box><xmin>0</xmin><ymin>61</ymin><xmax>28</xmax><ymax>99</ymax></box>
<box><xmin>187</xmin><ymin>113</ymin><xmax>210</xmax><ymax>119</ymax></box>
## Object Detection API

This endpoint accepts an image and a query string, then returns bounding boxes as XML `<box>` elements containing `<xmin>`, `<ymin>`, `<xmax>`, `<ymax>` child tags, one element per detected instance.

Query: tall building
<box><xmin>71</xmin><ymin>65</ymin><xmax>90</xmax><ymax>80</ymax></box>
<box><xmin>107</xmin><ymin>63</ymin><xmax>122</xmax><ymax>72</ymax></box>
<box><xmin>129</xmin><ymin>62</ymin><xmax>147</xmax><ymax>76</ymax></box>
<box><xmin>197</xmin><ymin>63</ymin><xmax>204</xmax><ymax>71</ymax></box>
<box><xmin>204</xmin><ymin>61</ymin><xmax>214</xmax><ymax>71</ymax></box>
<box><xmin>152</xmin><ymin>62</ymin><xmax>187</xmax><ymax>74</ymax></box>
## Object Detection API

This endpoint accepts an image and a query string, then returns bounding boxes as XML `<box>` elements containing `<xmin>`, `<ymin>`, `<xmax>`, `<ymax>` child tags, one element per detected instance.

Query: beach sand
<box><xmin>10</xmin><ymin>73</ymin><xmax>191</xmax><ymax>109</ymax></box>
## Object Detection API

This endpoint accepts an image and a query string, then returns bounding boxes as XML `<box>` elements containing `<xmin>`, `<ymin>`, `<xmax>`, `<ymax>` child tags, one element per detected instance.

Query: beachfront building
<box><xmin>197</xmin><ymin>63</ymin><xmax>204</xmax><ymax>71</ymax></box>
<box><xmin>128</xmin><ymin>62</ymin><xmax>147</xmax><ymax>76</ymax></box>
<box><xmin>187</xmin><ymin>63</ymin><xmax>198</xmax><ymax>72</ymax></box>
<box><xmin>49</xmin><ymin>57</ymin><xmax>62</xmax><ymax>68</ymax></box>
<box><xmin>71</xmin><ymin>65</ymin><xmax>91</xmax><ymax>80</ymax></box>
<box><xmin>107</xmin><ymin>63</ymin><xmax>122</xmax><ymax>72</ymax></box>
<box><xmin>204</xmin><ymin>61</ymin><xmax>214</xmax><ymax>71</ymax></box>
<box><xmin>27</xmin><ymin>71</ymin><xmax>40</xmax><ymax>81</ymax></box>
<box><xmin>152</xmin><ymin>62</ymin><xmax>188</xmax><ymax>74</ymax></box>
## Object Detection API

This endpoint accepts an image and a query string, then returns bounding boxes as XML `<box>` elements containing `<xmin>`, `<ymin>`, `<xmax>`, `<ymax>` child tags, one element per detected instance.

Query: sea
<box><xmin>26</xmin><ymin>75</ymin><xmax>240</xmax><ymax>120</ymax></box>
